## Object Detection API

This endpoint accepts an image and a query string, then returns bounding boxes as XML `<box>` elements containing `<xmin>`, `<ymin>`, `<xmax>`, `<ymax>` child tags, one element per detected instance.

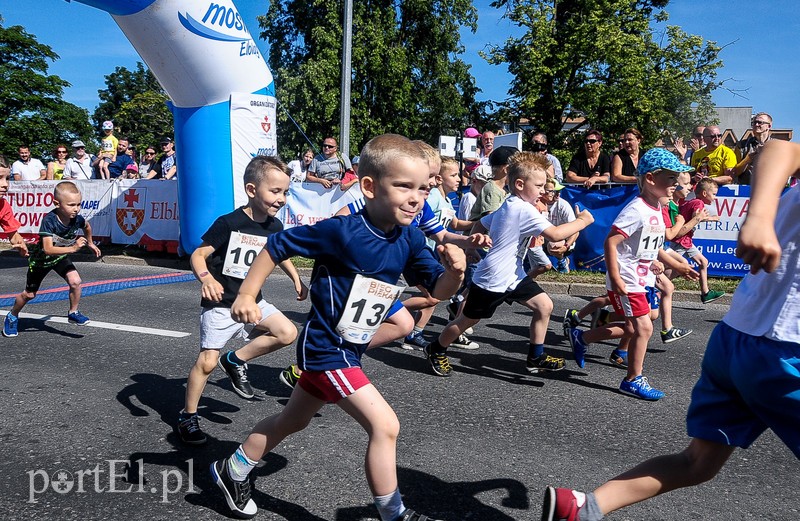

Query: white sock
<box><xmin>374</xmin><ymin>488</ymin><xmax>405</xmax><ymax>521</ymax></box>
<box><xmin>226</xmin><ymin>444</ymin><xmax>258</xmax><ymax>482</ymax></box>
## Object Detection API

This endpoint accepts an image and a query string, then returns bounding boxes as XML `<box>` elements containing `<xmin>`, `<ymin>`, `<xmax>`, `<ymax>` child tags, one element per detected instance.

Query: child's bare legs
<box><xmin>185</xmin><ymin>349</ymin><xmax>221</xmax><ymax>414</ymax></box>
<box><xmin>625</xmin><ymin>315</ymin><xmax>653</xmax><ymax>380</ymax></box>
<box><xmin>402</xmin><ymin>287</ymin><xmax>438</xmax><ymax>332</ymax></box>
<box><xmin>694</xmin><ymin>253</ymin><xmax>710</xmax><ymax>294</ymax></box>
<box><xmin>236</xmin><ymin>313</ymin><xmax>297</xmax><ymax>362</ymax></box>
<box><xmin>655</xmin><ymin>274</ymin><xmax>673</xmax><ymax>331</ymax></box>
<box><xmin>576</xmin><ymin>295</ymin><xmax>611</xmax><ymax>321</ymax></box>
<box><xmin>593</xmin><ymin>438</ymin><xmax>735</xmax><ymax>515</ymax></box>
<box><xmin>439</xmin><ymin>313</ymin><xmax>480</xmax><ymax>347</ymax></box>
<box><xmin>65</xmin><ymin>270</ymin><xmax>82</xmax><ymax>314</ymax></box>
<box><xmin>242</xmin><ymin>384</ymin><xmax>326</xmax><ymax>460</ymax></box>
<box><xmin>99</xmin><ymin>161</ymin><xmax>110</xmax><ymax>180</ymax></box>
<box><xmin>336</xmin><ymin>385</ymin><xmax>400</xmax><ymax>496</ymax></box>
<box><xmin>521</xmin><ymin>293</ymin><xmax>553</xmax><ymax>344</ymax></box>
<box><xmin>369</xmin><ymin>308</ymin><xmax>415</xmax><ymax>348</ymax></box>
<box><xmin>10</xmin><ymin>289</ymin><xmax>35</xmax><ymax>317</ymax></box>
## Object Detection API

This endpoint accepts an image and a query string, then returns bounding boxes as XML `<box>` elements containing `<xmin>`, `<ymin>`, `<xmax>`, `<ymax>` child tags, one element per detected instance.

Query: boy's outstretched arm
<box><xmin>190</xmin><ymin>243</ymin><xmax>223</xmax><ymax>304</ymax></box>
<box><xmin>737</xmin><ymin>140</ymin><xmax>799</xmax><ymax>274</ymax></box>
<box><xmin>231</xmin><ymin>249</ymin><xmax>278</xmax><ymax>323</ymax></box>
<box><xmin>277</xmin><ymin>258</ymin><xmax>308</xmax><ymax>300</ymax></box>
<box><xmin>430</xmin><ymin>244</ymin><xmax>466</xmax><ymax>301</ymax></box>
<box><xmin>657</xmin><ymin>248</ymin><xmax>699</xmax><ymax>281</ymax></box>
<box><xmin>82</xmin><ymin>221</ymin><xmax>101</xmax><ymax>257</ymax></box>
<box><xmin>10</xmin><ymin>232</ymin><xmax>27</xmax><ymax>257</ymax></box>
<box><xmin>542</xmin><ymin>205</ymin><xmax>593</xmax><ymax>242</ymax></box>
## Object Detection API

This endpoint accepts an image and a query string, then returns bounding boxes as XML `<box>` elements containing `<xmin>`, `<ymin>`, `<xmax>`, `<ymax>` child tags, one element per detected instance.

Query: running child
<box><xmin>542</xmin><ymin>138</ymin><xmax>800</xmax><ymax>521</ymax></box>
<box><xmin>211</xmin><ymin>134</ymin><xmax>465</xmax><ymax>521</ymax></box>
<box><xmin>424</xmin><ymin>152</ymin><xmax>593</xmax><ymax>377</ymax></box>
<box><xmin>3</xmin><ymin>181</ymin><xmax>100</xmax><ymax>337</ymax></box>
<box><xmin>674</xmin><ymin>177</ymin><xmax>724</xmax><ymax>303</ymax></box>
<box><xmin>0</xmin><ymin>155</ymin><xmax>29</xmax><ymax>259</ymax></box>
<box><xmin>176</xmin><ymin>156</ymin><xmax>306</xmax><ymax>445</ymax></box>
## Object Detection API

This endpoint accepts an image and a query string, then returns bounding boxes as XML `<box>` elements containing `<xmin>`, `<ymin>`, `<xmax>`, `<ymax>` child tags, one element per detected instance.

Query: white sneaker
<box><xmin>451</xmin><ymin>334</ymin><xmax>479</xmax><ymax>350</ymax></box>
<box><xmin>464</xmin><ymin>327</ymin><xmax>474</xmax><ymax>335</ymax></box>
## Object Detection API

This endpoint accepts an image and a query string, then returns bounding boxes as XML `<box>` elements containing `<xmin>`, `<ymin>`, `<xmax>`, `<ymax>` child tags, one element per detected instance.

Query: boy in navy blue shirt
<box><xmin>3</xmin><ymin>181</ymin><xmax>100</xmax><ymax>337</ymax></box>
<box><xmin>211</xmin><ymin>134</ymin><xmax>465</xmax><ymax>521</ymax></box>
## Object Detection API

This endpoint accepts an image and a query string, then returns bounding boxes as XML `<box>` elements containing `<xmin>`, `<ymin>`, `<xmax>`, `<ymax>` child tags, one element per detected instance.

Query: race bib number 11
<box><xmin>222</xmin><ymin>231</ymin><xmax>266</xmax><ymax>279</ymax></box>
<box><xmin>336</xmin><ymin>274</ymin><xmax>404</xmax><ymax>344</ymax></box>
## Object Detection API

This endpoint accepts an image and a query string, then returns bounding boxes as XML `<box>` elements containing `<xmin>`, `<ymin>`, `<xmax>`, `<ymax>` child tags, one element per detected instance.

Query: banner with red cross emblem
<box><xmin>116</xmin><ymin>188</ymin><xmax>146</xmax><ymax>237</ymax></box>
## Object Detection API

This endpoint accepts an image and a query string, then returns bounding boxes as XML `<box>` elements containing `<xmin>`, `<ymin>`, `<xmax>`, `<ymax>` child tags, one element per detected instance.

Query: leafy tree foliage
<box><xmin>485</xmin><ymin>0</ymin><xmax>723</xmax><ymax>147</ymax></box>
<box><xmin>259</xmin><ymin>0</ymin><xmax>481</xmax><ymax>158</ymax></box>
<box><xmin>93</xmin><ymin>62</ymin><xmax>173</xmax><ymax>152</ymax></box>
<box><xmin>0</xmin><ymin>20</ymin><xmax>93</xmax><ymax>160</ymax></box>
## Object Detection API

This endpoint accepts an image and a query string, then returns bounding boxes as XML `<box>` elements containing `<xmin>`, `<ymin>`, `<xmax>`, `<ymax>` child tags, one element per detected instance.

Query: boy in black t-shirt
<box><xmin>3</xmin><ymin>181</ymin><xmax>100</xmax><ymax>337</ymax></box>
<box><xmin>177</xmin><ymin>156</ymin><xmax>307</xmax><ymax>445</ymax></box>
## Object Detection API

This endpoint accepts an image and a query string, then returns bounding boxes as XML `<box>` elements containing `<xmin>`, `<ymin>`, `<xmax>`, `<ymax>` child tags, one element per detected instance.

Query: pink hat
<box><xmin>464</xmin><ymin>127</ymin><xmax>481</xmax><ymax>138</ymax></box>
<box><xmin>125</xmin><ymin>163</ymin><xmax>139</xmax><ymax>172</ymax></box>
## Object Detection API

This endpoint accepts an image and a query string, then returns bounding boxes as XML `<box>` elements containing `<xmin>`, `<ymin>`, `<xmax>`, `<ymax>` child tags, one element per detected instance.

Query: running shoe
<box><xmin>526</xmin><ymin>354</ymin><xmax>566</xmax><ymax>374</ymax></box>
<box><xmin>3</xmin><ymin>313</ymin><xmax>18</xmax><ymax>337</ymax></box>
<box><xmin>451</xmin><ymin>333</ymin><xmax>479</xmax><ymax>350</ymax></box>
<box><xmin>67</xmin><ymin>311</ymin><xmax>90</xmax><ymax>325</ymax></box>
<box><xmin>424</xmin><ymin>345</ymin><xmax>452</xmax><ymax>377</ymax></box>
<box><xmin>541</xmin><ymin>486</ymin><xmax>587</xmax><ymax>521</ymax></box>
<box><xmin>608</xmin><ymin>348</ymin><xmax>628</xmax><ymax>369</ymax></box>
<box><xmin>661</xmin><ymin>327</ymin><xmax>693</xmax><ymax>344</ymax></box>
<box><xmin>619</xmin><ymin>375</ymin><xmax>665</xmax><ymax>401</ymax></box>
<box><xmin>701</xmin><ymin>290</ymin><xmax>725</xmax><ymax>304</ymax></box>
<box><xmin>397</xmin><ymin>508</ymin><xmax>443</xmax><ymax>521</ymax></box>
<box><xmin>176</xmin><ymin>412</ymin><xmax>207</xmax><ymax>445</ymax></box>
<box><xmin>218</xmin><ymin>354</ymin><xmax>254</xmax><ymax>399</ymax></box>
<box><xmin>589</xmin><ymin>308</ymin><xmax>610</xmax><ymax>330</ymax></box>
<box><xmin>279</xmin><ymin>364</ymin><xmax>301</xmax><ymax>389</ymax></box>
<box><xmin>567</xmin><ymin>328</ymin><xmax>587</xmax><ymax>369</ymax></box>
<box><xmin>563</xmin><ymin>309</ymin><xmax>581</xmax><ymax>332</ymax></box>
<box><xmin>402</xmin><ymin>331</ymin><xmax>429</xmax><ymax>351</ymax></box>
<box><xmin>556</xmin><ymin>258</ymin><xmax>570</xmax><ymax>274</ymax></box>
<box><xmin>210</xmin><ymin>458</ymin><xmax>257</xmax><ymax>519</ymax></box>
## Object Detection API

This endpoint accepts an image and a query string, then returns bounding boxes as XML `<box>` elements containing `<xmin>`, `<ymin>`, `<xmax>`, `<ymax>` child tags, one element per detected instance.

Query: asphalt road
<box><xmin>0</xmin><ymin>258</ymin><xmax>795</xmax><ymax>521</ymax></box>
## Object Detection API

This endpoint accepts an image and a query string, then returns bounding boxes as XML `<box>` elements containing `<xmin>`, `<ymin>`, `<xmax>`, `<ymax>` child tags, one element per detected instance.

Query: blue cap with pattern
<box><xmin>636</xmin><ymin>147</ymin><xmax>694</xmax><ymax>176</ymax></box>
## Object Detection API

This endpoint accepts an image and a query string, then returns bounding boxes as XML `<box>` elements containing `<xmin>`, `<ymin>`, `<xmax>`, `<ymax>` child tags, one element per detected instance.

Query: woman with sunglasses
<box><xmin>564</xmin><ymin>129</ymin><xmax>611</xmax><ymax>188</ymax></box>
<box><xmin>138</xmin><ymin>147</ymin><xmax>158</xmax><ymax>178</ymax></box>
<box><xmin>46</xmin><ymin>144</ymin><xmax>70</xmax><ymax>180</ymax></box>
<box><xmin>610</xmin><ymin>128</ymin><xmax>645</xmax><ymax>184</ymax></box>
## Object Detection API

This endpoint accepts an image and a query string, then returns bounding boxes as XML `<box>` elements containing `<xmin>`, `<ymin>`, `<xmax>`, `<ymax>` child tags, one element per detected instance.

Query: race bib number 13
<box><xmin>222</xmin><ymin>231</ymin><xmax>266</xmax><ymax>279</ymax></box>
<box><xmin>336</xmin><ymin>274</ymin><xmax>404</xmax><ymax>344</ymax></box>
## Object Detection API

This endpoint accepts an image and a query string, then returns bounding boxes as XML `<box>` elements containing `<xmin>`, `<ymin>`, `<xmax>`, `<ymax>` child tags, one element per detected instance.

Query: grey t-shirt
<box><xmin>314</xmin><ymin>153</ymin><xmax>352</xmax><ymax>181</ymax></box>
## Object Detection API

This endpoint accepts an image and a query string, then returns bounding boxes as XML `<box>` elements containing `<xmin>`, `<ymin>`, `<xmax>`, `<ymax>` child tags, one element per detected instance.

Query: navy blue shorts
<box><xmin>686</xmin><ymin>322</ymin><xmax>800</xmax><ymax>458</ymax></box>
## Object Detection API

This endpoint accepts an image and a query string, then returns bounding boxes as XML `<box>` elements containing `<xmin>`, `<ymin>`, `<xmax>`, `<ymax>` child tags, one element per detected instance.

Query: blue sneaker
<box><xmin>402</xmin><ymin>331</ymin><xmax>429</xmax><ymax>351</ymax></box>
<box><xmin>3</xmin><ymin>314</ymin><xmax>19</xmax><ymax>337</ymax></box>
<box><xmin>567</xmin><ymin>328</ymin><xmax>587</xmax><ymax>368</ymax></box>
<box><xmin>67</xmin><ymin>311</ymin><xmax>90</xmax><ymax>325</ymax></box>
<box><xmin>619</xmin><ymin>375</ymin><xmax>665</xmax><ymax>401</ymax></box>
<box><xmin>608</xmin><ymin>348</ymin><xmax>628</xmax><ymax>368</ymax></box>
<box><xmin>556</xmin><ymin>258</ymin><xmax>570</xmax><ymax>274</ymax></box>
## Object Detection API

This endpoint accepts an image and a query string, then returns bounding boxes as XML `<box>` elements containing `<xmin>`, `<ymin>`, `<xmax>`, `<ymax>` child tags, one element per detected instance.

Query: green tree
<box><xmin>0</xmin><ymin>19</ymin><xmax>93</xmax><ymax>160</ymax></box>
<box><xmin>485</xmin><ymin>0</ymin><xmax>723</xmax><ymax>147</ymax></box>
<box><xmin>259</xmin><ymin>0</ymin><xmax>480</xmax><ymax>158</ymax></box>
<box><xmin>93</xmin><ymin>62</ymin><xmax>173</xmax><ymax>152</ymax></box>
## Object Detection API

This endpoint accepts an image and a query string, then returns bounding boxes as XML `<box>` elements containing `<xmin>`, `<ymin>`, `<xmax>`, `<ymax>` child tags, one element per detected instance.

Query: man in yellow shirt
<box><xmin>691</xmin><ymin>125</ymin><xmax>737</xmax><ymax>186</ymax></box>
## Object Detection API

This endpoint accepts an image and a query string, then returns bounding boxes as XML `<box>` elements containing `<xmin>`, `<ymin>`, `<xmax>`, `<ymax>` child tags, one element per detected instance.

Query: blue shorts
<box><xmin>686</xmin><ymin>322</ymin><xmax>800</xmax><ymax>458</ymax></box>
<box><xmin>645</xmin><ymin>286</ymin><xmax>660</xmax><ymax>311</ymax></box>
<box><xmin>387</xmin><ymin>300</ymin><xmax>403</xmax><ymax>318</ymax></box>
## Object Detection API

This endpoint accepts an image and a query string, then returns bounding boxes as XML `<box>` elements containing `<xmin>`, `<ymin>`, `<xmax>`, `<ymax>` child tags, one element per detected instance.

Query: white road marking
<box><xmin>0</xmin><ymin>310</ymin><xmax>191</xmax><ymax>338</ymax></box>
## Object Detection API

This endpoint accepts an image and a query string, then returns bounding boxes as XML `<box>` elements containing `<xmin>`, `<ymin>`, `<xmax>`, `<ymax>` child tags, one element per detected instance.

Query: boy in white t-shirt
<box><xmin>542</xmin><ymin>140</ymin><xmax>800</xmax><ymax>521</ymax></box>
<box><xmin>424</xmin><ymin>152</ymin><xmax>594</xmax><ymax>377</ymax></box>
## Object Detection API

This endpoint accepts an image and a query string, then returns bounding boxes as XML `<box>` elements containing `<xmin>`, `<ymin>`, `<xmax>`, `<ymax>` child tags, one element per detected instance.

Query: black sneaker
<box><xmin>526</xmin><ymin>354</ymin><xmax>566</xmax><ymax>374</ymax></box>
<box><xmin>423</xmin><ymin>345</ymin><xmax>452</xmax><ymax>377</ymax></box>
<box><xmin>279</xmin><ymin>364</ymin><xmax>301</xmax><ymax>389</ymax></box>
<box><xmin>661</xmin><ymin>327</ymin><xmax>693</xmax><ymax>344</ymax></box>
<box><xmin>397</xmin><ymin>508</ymin><xmax>442</xmax><ymax>521</ymax></box>
<box><xmin>210</xmin><ymin>459</ymin><xmax>257</xmax><ymax>519</ymax></box>
<box><xmin>218</xmin><ymin>354</ymin><xmax>255</xmax><ymax>399</ymax></box>
<box><xmin>446</xmin><ymin>299</ymin><xmax>460</xmax><ymax>320</ymax></box>
<box><xmin>563</xmin><ymin>309</ymin><xmax>581</xmax><ymax>331</ymax></box>
<box><xmin>590</xmin><ymin>308</ymin><xmax>611</xmax><ymax>330</ymax></box>
<box><xmin>176</xmin><ymin>413</ymin><xmax>207</xmax><ymax>445</ymax></box>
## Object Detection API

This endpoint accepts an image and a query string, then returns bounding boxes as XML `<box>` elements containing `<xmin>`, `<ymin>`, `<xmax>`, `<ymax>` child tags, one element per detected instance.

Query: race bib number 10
<box><xmin>336</xmin><ymin>274</ymin><xmax>404</xmax><ymax>344</ymax></box>
<box><xmin>222</xmin><ymin>231</ymin><xmax>267</xmax><ymax>279</ymax></box>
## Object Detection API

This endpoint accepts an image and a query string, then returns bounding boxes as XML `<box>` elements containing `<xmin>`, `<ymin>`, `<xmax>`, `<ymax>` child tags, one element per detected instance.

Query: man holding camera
<box><xmin>733</xmin><ymin>112</ymin><xmax>773</xmax><ymax>185</ymax></box>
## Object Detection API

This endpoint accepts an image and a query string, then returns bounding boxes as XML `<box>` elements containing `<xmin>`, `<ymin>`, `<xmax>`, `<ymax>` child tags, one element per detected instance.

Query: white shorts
<box><xmin>199</xmin><ymin>300</ymin><xmax>280</xmax><ymax>350</ymax></box>
<box><xmin>526</xmin><ymin>246</ymin><xmax>551</xmax><ymax>270</ymax></box>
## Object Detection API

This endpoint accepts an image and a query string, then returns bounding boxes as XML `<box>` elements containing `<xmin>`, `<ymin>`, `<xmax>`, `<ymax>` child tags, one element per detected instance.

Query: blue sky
<box><xmin>3</xmin><ymin>1</ymin><xmax>799</xmax><ymax>141</ymax></box>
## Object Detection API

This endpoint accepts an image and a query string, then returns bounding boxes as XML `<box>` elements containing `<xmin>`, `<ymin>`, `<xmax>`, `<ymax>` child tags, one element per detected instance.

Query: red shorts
<box><xmin>297</xmin><ymin>367</ymin><xmax>371</xmax><ymax>403</ymax></box>
<box><xmin>607</xmin><ymin>290</ymin><xmax>650</xmax><ymax>318</ymax></box>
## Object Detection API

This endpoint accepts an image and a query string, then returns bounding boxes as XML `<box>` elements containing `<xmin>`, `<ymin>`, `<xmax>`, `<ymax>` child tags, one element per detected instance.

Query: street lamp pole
<box><xmin>339</xmin><ymin>0</ymin><xmax>353</xmax><ymax>156</ymax></box>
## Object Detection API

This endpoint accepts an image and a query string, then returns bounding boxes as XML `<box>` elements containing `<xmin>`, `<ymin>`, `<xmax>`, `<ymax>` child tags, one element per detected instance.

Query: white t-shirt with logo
<box><xmin>473</xmin><ymin>195</ymin><xmax>552</xmax><ymax>293</ymax></box>
<box><xmin>547</xmin><ymin>197</ymin><xmax>576</xmax><ymax>226</ymax></box>
<box><xmin>606</xmin><ymin>197</ymin><xmax>665</xmax><ymax>293</ymax></box>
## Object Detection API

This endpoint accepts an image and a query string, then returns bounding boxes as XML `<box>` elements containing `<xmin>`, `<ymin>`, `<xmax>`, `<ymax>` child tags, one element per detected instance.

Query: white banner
<box><xmin>230</xmin><ymin>92</ymin><xmax>278</xmax><ymax>208</ymax></box>
<box><xmin>278</xmin><ymin>182</ymin><xmax>363</xmax><ymax>227</ymax></box>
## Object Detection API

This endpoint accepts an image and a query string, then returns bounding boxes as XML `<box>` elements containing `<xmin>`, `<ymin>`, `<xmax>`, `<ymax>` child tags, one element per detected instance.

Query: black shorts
<box><xmin>462</xmin><ymin>276</ymin><xmax>545</xmax><ymax>319</ymax></box>
<box><xmin>25</xmin><ymin>257</ymin><xmax>77</xmax><ymax>294</ymax></box>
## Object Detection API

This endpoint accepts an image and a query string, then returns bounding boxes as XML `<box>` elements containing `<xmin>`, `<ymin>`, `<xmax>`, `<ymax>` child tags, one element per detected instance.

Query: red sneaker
<box><xmin>542</xmin><ymin>486</ymin><xmax>587</xmax><ymax>521</ymax></box>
